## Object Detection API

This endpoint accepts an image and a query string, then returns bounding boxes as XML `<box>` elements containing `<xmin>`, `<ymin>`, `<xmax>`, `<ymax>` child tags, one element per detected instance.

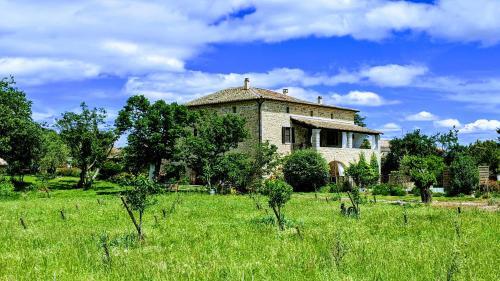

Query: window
<box><xmin>286</xmin><ymin>106</ymin><xmax>290</xmax><ymax>113</ymax></box>
<box><xmin>330</xmin><ymin>113</ymin><xmax>334</xmax><ymax>119</ymax></box>
<box><xmin>310</xmin><ymin>110</ymin><xmax>314</xmax><ymax>117</ymax></box>
<box><xmin>232</xmin><ymin>106</ymin><xmax>237</xmax><ymax>113</ymax></box>
<box><xmin>282</xmin><ymin>127</ymin><xmax>295</xmax><ymax>144</ymax></box>
<box><xmin>321</xmin><ymin>129</ymin><xmax>339</xmax><ymax>147</ymax></box>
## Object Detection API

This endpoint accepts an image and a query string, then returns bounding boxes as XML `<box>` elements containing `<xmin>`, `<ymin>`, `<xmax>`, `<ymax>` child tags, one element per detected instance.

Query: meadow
<box><xmin>0</xmin><ymin>177</ymin><xmax>499</xmax><ymax>280</ymax></box>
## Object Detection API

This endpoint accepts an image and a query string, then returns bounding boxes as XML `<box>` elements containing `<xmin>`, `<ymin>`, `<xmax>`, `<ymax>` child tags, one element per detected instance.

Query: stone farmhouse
<box><xmin>186</xmin><ymin>78</ymin><xmax>382</xmax><ymax>178</ymax></box>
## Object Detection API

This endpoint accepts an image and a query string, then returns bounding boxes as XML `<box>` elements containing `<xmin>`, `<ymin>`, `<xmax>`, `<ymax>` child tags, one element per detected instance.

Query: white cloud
<box><xmin>330</xmin><ymin>90</ymin><xmax>398</xmax><ymax>107</ymax></box>
<box><xmin>378</xmin><ymin>122</ymin><xmax>402</xmax><ymax>132</ymax></box>
<box><xmin>434</xmin><ymin>119</ymin><xmax>461</xmax><ymax>128</ymax></box>
<box><xmin>0</xmin><ymin>57</ymin><xmax>100</xmax><ymax>84</ymax></box>
<box><xmin>460</xmin><ymin>119</ymin><xmax>500</xmax><ymax>133</ymax></box>
<box><xmin>360</xmin><ymin>64</ymin><xmax>428</xmax><ymax>87</ymax></box>
<box><xmin>406</xmin><ymin>111</ymin><xmax>438</xmax><ymax>121</ymax></box>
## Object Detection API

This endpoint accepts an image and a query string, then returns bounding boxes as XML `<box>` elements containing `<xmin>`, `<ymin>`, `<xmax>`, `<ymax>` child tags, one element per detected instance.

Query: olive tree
<box><xmin>400</xmin><ymin>155</ymin><xmax>444</xmax><ymax>203</ymax></box>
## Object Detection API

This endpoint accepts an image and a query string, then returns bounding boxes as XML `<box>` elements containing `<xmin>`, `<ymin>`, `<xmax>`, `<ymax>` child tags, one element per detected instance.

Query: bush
<box><xmin>110</xmin><ymin>172</ymin><xmax>135</xmax><ymax>185</ymax></box>
<box><xmin>0</xmin><ymin>179</ymin><xmax>19</xmax><ymax>200</ymax></box>
<box><xmin>99</xmin><ymin>161</ymin><xmax>123</xmax><ymax>180</ymax></box>
<box><xmin>283</xmin><ymin>149</ymin><xmax>328</xmax><ymax>192</ymax></box>
<box><xmin>56</xmin><ymin>167</ymin><xmax>81</xmax><ymax>177</ymax></box>
<box><xmin>449</xmin><ymin>154</ymin><xmax>479</xmax><ymax>195</ymax></box>
<box><xmin>372</xmin><ymin>184</ymin><xmax>406</xmax><ymax>196</ymax></box>
<box><xmin>213</xmin><ymin>152</ymin><xmax>253</xmax><ymax>193</ymax></box>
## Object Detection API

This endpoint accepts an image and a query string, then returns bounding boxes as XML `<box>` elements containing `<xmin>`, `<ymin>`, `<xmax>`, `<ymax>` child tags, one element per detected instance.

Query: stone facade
<box><xmin>189</xmin><ymin>98</ymin><xmax>381</xmax><ymax>172</ymax></box>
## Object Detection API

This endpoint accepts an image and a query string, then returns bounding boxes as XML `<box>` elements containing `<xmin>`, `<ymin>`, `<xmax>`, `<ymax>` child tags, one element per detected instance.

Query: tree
<box><xmin>261</xmin><ymin>179</ymin><xmax>293</xmax><ymax>230</ymax></box>
<box><xmin>0</xmin><ymin>76</ymin><xmax>43</xmax><ymax>182</ymax></box>
<box><xmin>120</xmin><ymin>175</ymin><xmax>159</xmax><ymax>240</ymax></box>
<box><xmin>57</xmin><ymin>103</ymin><xmax>115</xmax><ymax>189</ymax></box>
<box><xmin>436</xmin><ymin>128</ymin><xmax>465</xmax><ymax>165</ymax></box>
<box><xmin>354</xmin><ymin>113</ymin><xmax>366</xmax><ymax>127</ymax></box>
<box><xmin>466</xmin><ymin>140</ymin><xmax>499</xmax><ymax>177</ymax></box>
<box><xmin>212</xmin><ymin>152</ymin><xmax>253</xmax><ymax>193</ymax></box>
<box><xmin>382</xmin><ymin>129</ymin><xmax>438</xmax><ymax>176</ymax></box>
<box><xmin>400</xmin><ymin>155</ymin><xmax>443</xmax><ymax>203</ymax></box>
<box><xmin>39</xmin><ymin>129</ymin><xmax>69</xmax><ymax>174</ymax></box>
<box><xmin>283</xmin><ymin>149</ymin><xmax>329</xmax><ymax>192</ymax></box>
<box><xmin>116</xmin><ymin>95</ymin><xmax>196</xmax><ymax>180</ymax></box>
<box><xmin>182</xmin><ymin>111</ymin><xmax>247</xmax><ymax>187</ymax></box>
<box><xmin>346</xmin><ymin>153</ymin><xmax>378</xmax><ymax>189</ymax></box>
<box><xmin>449</xmin><ymin>154</ymin><xmax>479</xmax><ymax>195</ymax></box>
<box><xmin>370</xmin><ymin>153</ymin><xmax>380</xmax><ymax>184</ymax></box>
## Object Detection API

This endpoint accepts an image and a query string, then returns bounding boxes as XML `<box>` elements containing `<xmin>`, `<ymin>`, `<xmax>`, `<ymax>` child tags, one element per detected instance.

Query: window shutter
<box><xmin>282</xmin><ymin>127</ymin><xmax>286</xmax><ymax>144</ymax></box>
<box><xmin>291</xmin><ymin>127</ymin><xmax>295</xmax><ymax>143</ymax></box>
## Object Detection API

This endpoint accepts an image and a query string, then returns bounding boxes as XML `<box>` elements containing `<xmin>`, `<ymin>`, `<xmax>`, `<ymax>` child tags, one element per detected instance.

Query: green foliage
<box><xmin>354</xmin><ymin>113</ymin><xmax>366</xmax><ymax>127</ymax></box>
<box><xmin>56</xmin><ymin>103</ymin><xmax>116</xmax><ymax>189</ymax></box>
<box><xmin>0</xmin><ymin>77</ymin><xmax>43</xmax><ymax>179</ymax></box>
<box><xmin>0</xmin><ymin>178</ymin><xmax>18</xmax><ymax>200</ymax></box>
<box><xmin>39</xmin><ymin>129</ymin><xmax>69</xmax><ymax>174</ymax></box>
<box><xmin>382</xmin><ymin>129</ymin><xmax>438</xmax><ymax>175</ymax></box>
<box><xmin>55</xmin><ymin>167</ymin><xmax>81</xmax><ymax>177</ymax></box>
<box><xmin>449</xmin><ymin>154</ymin><xmax>479</xmax><ymax>196</ymax></box>
<box><xmin>116</xmin><ymin>95</ymin><xmax>196</xmax><ymax>179</ymax></box>
<box><xmin>400</xmin><ymin>155</ymin><xmax>444</xmax><ymax>203</ymax></box>
<box><xmin>346</xmin><ymin>153</ymin><xmax>378</xmax><ymax>189</ymax></box>
<box><xmin>121</xmin><ymin>175</ymin><xmax>159</xmax><ymax>240</ymax></box>
<box><xmin>466</xmin><ymin>140</ymin><xmax>499</xmax><ymax>176</ymax></box>
<box><xmin>109</xmin><ymin>172</ymin><xmax>135</xmax><ymax>185</ymax></box>
<box><xmin>213</xmin><ymin>152</ymin><xmax>253</xmax><ymax>193</ymax></box>
<box><xmin>182</xmin><ymin>111</ymin><xmax>247</xmax><ymax>187</ymax></box>
<box><xmin>435</xmin><ymin>128</ymin><xmax>465</xmax><ymax>165</ymax></box>
<box><xmin>260</xmin><ymin>179</ymin><xmax>293</xmax><ymax>230</ymax></box>
<box><xmin>283</xmin><ymin>149</ymin><xmax>328</xmax><ymax>192</ymax></box>
<box><xmin>99</xmin><ymin>160</ymin><xmax>124</xmax><ymax>180</ymax></box>
<box><xmin>372</xmin><ymin>184</ymin><xmax>406</xmax><ymax>196</ymax></box>
<box><xmin>360</xmin><ymin>138</ymin><xmax>371</xmax><ymax>149</ymax></box>
<box><xmin>370</xmin><ymin>153</ymin><xmax>380</xmax><ymax>181</ymax></box>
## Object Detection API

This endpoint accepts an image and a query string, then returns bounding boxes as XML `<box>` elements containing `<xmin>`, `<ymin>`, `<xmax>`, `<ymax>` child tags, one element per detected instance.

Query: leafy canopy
<box><xmin>116</xmin><ymin>95</ymin><xmax>195</xmax><ymax>178</ymax></box>
<box><xmin>57</xmin><ymin>103</ymin><xmax>115</xmax><ymax>189</ymax></box>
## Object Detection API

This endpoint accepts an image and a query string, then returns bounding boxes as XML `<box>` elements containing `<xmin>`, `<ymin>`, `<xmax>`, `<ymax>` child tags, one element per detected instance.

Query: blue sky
<box><xmin>1</xmin><ymin>0</ymin><xmax>499</xmax><ymax>145</ymax></box>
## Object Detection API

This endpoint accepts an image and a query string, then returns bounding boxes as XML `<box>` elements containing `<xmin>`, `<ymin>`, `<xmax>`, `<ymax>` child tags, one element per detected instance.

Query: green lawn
<box><xmin>0</xmin><ymin>178</ymin><xmax>499</xmax><ymax>280</ymax></box>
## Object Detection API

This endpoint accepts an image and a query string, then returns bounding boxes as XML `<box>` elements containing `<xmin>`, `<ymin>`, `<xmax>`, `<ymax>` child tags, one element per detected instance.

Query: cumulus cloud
<box><xmin>405</xmin><ymin>111</ymin><xmax>438</xmax><ymax>121</ymax></box>
<box><xmin>434</xmin><ymin>119</ymin><xmax>461</xmax><ymax>128</ymax></box>
<box><xmin>360</xmin><ymin>64</ymin><xmax>428</xmax><ymax>87</ymax></box>
<box><xmin>0</xmin><ymin>57</ymin><xmax>100</xmax><ymax>84</ymax></box>
<box><xmin>378</xmin><ymin>122</ymin><xmax>402</xmax><ymax>132</ymax></box>
<box><xmin>330</xmin><ymin>90</ymin><xmax>398</xmax><ymax>107</ymax></box>
<box><xmin>459</xmin><ymin>119</ymin><xmax>500</xmax><ymax>133</ymax></box>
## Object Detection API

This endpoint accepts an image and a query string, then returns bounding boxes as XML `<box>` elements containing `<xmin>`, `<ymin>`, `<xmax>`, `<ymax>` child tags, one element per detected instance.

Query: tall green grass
<box><xmin>0</xmin><ymin>188</ymin><xmax>498</xmax><ymax>280</ymax></box>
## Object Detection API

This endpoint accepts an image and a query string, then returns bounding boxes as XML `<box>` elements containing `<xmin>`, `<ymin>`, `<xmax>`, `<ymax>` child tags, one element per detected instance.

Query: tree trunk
<box><xmin>78</xmin><ymin>168</ymin><xmax>87</xmax><ymax>189</ymax></box>
<box><xmin>272</xmin><ymin>206</ymin><xmax>283</xmax><ymax>230</ymax></box>
<box><xmin>420</xmin><ymin>186</ymin><xmax>433</xmax><ymax>203</ymax></box>
<box><xmin>148</xmin><ymin>163</ymin><xmax>155</xmax><ymax>181</ymax></box>
<box><xmin>120</xmin><ymin>196</ymin><xmax>143</xmax><ymax>240</ymax></box>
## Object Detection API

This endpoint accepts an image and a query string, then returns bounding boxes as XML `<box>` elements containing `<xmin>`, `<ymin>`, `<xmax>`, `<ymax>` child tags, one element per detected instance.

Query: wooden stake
<box><xmin>20</xmin><ymin>217</ymin><xmax>27</xmax><ymax>229</ymax></box>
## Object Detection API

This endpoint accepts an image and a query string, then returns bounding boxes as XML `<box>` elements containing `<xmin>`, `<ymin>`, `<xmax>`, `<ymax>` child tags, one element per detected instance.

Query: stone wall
<box><xmin>315</xmin><ymin>147</ymin><xmax>381</xmax><ymax>172</ymax></box>
<box><xmin>189</xmin><ymin>100</ymin><xmax>260</xmax><ymax>155</ymax></box>
<box><xmin>260</xmin><ymin>100</ymin><xmax>355</xmax><ymax>155</ymax></box>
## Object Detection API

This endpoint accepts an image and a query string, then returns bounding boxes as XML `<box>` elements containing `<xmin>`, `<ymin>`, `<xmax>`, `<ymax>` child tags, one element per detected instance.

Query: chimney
<box><xmin>282</xmin><ymin>88</ymin><xmax>288</xmax><ymax>95</ymax></box>
<box><xmin>317</xmin><ymin>96</ymin><xmax>323</xmax><ymax>105</ymax></box>
<box><xmin>244</xmin><ymin>78</ymin><xmax>250</xmax><ymax>90</ymax></box>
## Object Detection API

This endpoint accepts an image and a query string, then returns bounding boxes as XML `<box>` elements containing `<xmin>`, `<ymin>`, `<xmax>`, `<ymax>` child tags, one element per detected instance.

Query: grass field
<box><xmin>0</xmin><ymin>177</ymin><xmax>499</xmax><ymax>280</ymax></box>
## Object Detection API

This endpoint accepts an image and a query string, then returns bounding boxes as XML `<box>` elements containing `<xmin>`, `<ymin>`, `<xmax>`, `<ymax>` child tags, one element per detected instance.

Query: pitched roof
<box><xmin>186</xmin><ymin>86</ymin><xmax>358</xmax><ymax>112</ymax></box>
<box><xmin>291</xmin><ymin>116</ymin><xmax>382</xmax><ymax>134</ymax></box>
